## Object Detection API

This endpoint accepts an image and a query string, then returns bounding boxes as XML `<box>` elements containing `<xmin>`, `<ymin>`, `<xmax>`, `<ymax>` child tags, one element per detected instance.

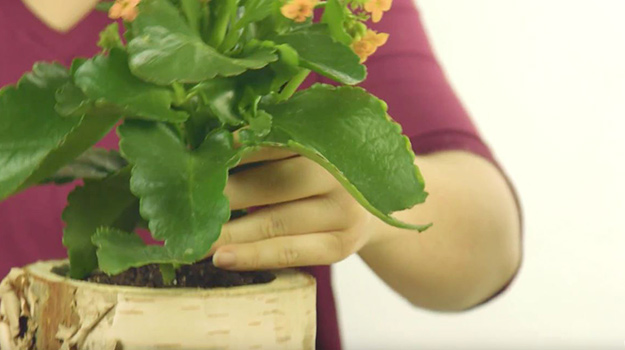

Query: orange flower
<box><xmin>352</xmin><ymin>40</ymin><xmax>376</xmax><ymax>63</ymax></box>
<box><xmin>109</xmin><ymin>0</ymin><xmax>141</xmax><ymax>22</ymax></box>
<box><xmin>362</xmin><ymin>29</ymin><xmax>389</xmax><ymax>47</ymax></box>
<box><xmin>364</xmin><ymin>0</ymin><xmax>392</xmax><ymax>23</ymax></box>
<box><xmin>280</xmin><ymin>0</ymin><xmax>318</xmax><ymax>23</ymax></box>
<box><xmin>352</xmin><ymin>30</ymin><xmax>389</xmax><ymax>63</ymax></box>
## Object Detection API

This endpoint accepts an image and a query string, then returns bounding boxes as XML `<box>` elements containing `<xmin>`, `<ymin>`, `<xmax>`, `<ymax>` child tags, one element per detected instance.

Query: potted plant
<box><xmin>0</xmin><ymin>0</ymin><xmax>430</xmax><ymax>348</ymax></box>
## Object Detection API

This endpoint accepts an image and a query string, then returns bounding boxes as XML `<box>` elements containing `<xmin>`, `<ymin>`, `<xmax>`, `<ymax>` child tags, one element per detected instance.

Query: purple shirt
<box><xmin>0</xmin><ymin>1</ymin><xmax>502</xmax><ymax>349</ymax></box>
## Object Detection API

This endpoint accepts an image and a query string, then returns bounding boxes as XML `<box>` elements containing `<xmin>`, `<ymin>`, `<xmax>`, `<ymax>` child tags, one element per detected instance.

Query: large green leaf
<box><xmin>62</xmin><ymin>167</ymin><xmax>140</xmax><ymax>278</ymax></box>
<box><xmin>92</xmin><ymin>228</ymin><xmax>176</xmax><ymax>275</ymax></box>
<box><xmin>119</xmin><ymin>121</ymin><xmax>240</xmax><ymax>264</ymax></box>
<box><xmin>0</xmin><ymin>64</ymin><xmax>75</xmax><ymax>199</ymax></box>
<box><xmin>18</xmin><ymin>113</ymin><xmax>120</xmax><ymax>191</ymax></box>
<box><xmin>272</xmin><ymin>25</ymin><xmax>365</xmax><ymax>85</ymax></box>
<box><xmin>127</xmin><ymin>0</ymin><xmax>278</xmax><ymax>85</ymax></box>
<box><xmin>258</xmin><ymin>84</ymin><xmax>430</xmax><ymax>230</ymax></box>
<box><xmin>75</xmin><ymin>49</ymin><xmax>188</xmax><ymax>122</ymax></box>
<box><xmin>0</xmin><ymin>63</ymin><xmax>119</xmax><ymax>200</ymax></box>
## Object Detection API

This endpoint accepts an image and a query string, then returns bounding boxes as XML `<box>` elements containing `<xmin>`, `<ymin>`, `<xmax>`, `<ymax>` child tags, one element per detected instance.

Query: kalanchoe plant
<box><xmin>0</xmin><ymin>0</ymin><xmax>429</xmax><ymax>282</ymax></box>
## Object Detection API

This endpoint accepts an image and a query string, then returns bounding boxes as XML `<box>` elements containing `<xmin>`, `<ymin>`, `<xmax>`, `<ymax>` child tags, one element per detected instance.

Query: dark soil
<box><xmin>83</xmin><ymin>258</ymin><xmax>275</xmax><ymax>288</ymax></box>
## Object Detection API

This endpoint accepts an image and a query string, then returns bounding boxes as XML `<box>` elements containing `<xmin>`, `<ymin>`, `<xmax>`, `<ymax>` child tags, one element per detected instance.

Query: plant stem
<box><xmin>181</xmin><ymin>0</ymin><xmax>201</xmax><ymax>33</ymax></box>
<box><xmin>159</xmin><ymin>264</ymin><xmax>177</xmax><ymax>286</ymax></box>
<box><xmin>208</xmin><ymin>0</ymin><xmax>237</xmax><ymax>48</ymax></box>
<box><xmin>200</xmin><ymin>2</ymin><xmax>211</xmax><ymax>42</ymax></box>
<box><xmin>219</xmin><ymin>22</ymin><xmax>242</xmax><ymax>52</ymax></box>
<box><xmin>276</xmin><ymin>69</ymin><xmax>311</xmax><ymax>102</ymax></box>
<box><xmin>172</xmin><ymin>82</ymin><xmax>187</xmax><ymax>106</ymax></box>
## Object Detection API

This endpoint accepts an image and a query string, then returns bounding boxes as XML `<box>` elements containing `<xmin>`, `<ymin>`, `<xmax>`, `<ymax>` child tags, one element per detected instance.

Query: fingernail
<box><xmin>214</xmin><ymin>251</ymin><xmax>237</xmax><ymax>268</ymax></box>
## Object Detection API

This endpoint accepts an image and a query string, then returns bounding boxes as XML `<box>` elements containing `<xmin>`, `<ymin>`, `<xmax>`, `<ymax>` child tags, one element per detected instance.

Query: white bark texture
<box><xmin>0</xmin><ymin>260</ymin><xmax>316</xmax><ymax>350</ymax></box>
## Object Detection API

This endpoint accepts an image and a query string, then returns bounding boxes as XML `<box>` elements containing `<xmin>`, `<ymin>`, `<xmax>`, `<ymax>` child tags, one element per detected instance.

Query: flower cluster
<box><xmin>279</xmin><ymin>0</ymin><xmax>392</xmax><ymax>63</ymax></box>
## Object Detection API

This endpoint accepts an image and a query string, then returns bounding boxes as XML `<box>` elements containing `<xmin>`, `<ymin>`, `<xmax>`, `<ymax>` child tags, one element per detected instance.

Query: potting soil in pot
<box><xmin>83</xmin><ymin>258</ymin><xmax>276</xmax><ymax>288</ymax></box>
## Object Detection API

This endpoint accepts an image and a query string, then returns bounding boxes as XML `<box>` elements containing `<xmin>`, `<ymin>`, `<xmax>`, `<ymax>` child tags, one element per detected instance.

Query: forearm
<box><xmin>358</xmin><ymin>151</ymin><xmax>521</xmax><ymax>311</ymax></box>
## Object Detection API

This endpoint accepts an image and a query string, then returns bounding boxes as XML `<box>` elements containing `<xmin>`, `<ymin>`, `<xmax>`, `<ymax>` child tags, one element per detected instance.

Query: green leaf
<box><xmin>0</xmin><ymin>63</ymin><xmax>119</xmax><ymax>200</ymax></box>
<box><xmin>235</xmin><ymin>44</ymin><xmax>300</xmax><ymax>98</ymax></box>
<box><xmin>127</xmin><ymin>0</ymin><xmax>278</xmax><ymax>85</ymax></box>
<box><xmin>322</xmin><ymin>0</ymin><xmax>353</xmax><ymax>45</ymax></box>
<box><xmin>269</xmin><ymin>44</ymin><xmax>301</xmax><ymax>91</ymax></box>
<box><xmin>0</xmin><ymin>64</ymin><xmax>76</xmax><ymax>199</ymax></box>
<box><xmin>274</xmin><ymin>44</ymin><xmax>300</xmax><ymax>69</ymax></box>
<box><xmin>119</xmin><ymin>121</ymin><xmax>241</xmax><ymax>264</ymax></box>
<box><xmin>260</xmin><ymin>84</ymin><xmax>430</xmax><ymax>230</ymax></box>
<box><xmin>253</xmin><ymin>0</ymin><xmax>289</xmax><ymax>38</ymax></box>
<box><xmin>55</xmin><ymin>81</ymin><xmax>92</xmax><ymax>117</ymax></box>
<box><xmin>193</xmin><ymin>79</ymin><xmax>244</xmax><ymax>126</ymax></box>
<box><xmin>75</xmin><ymin>49</ymin><xmax>188</xmax><ymax>122</ymax></box>
<box><xmin>43</xmin><ymin>148</ymin><xmax>128</xmax><ymax>184</ymax></box>
<box><xmin>55</xmin><ymin>59</ymin><xmax>93</xmax><ymax>118</ymax></box>
<box><xmin>184</xmin><ymin>109</ymin><xmax>223</xmax><ymax>150</ymax></box>
<box><xmin>92</xmin><ymin>228</ymin><xmax>175</xmax><ymax>275</ymax></box>
<box><xmin>63</xmin><ymin>167</ymin><xmax>140</xmax><ymax>279</ymax></box>
<box><xmin>70</xmin><ymin>58</ymin><xmax>88</xmax><ymax>75</ymax></box>
<box><xmin>97</xmin><ymin>22</ymin><xmax>124</xmax><ymax>51</ymax></box>
<box><xmin>272</xmin><ymin>24</ymin><xmax>365</xmax><ymax>85</ymax></box>
<box><xmin>248</xmin><ymin>109</ymin><xmax>273</xmax><ymax>138</ymax></box>
<box><xmin>235</xmin><ymin>0</ymin><xmax>275</xmax><ymax>29</ymax></box>
<box><xmin>19</xmin><ymin>112</ymin><xmax>120</xmax><ymax>191</ymax></box>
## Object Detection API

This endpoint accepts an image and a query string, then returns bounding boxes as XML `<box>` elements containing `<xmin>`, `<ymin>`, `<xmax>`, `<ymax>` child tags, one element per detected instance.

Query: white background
<box><xmin>333</xmin><ymin>1</ymin><xmax>625</xmax><ymax>349</ymax></box>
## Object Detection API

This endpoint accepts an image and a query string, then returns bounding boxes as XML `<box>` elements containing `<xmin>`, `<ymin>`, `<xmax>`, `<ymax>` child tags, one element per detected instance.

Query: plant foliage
<box><xmin>0</xmin><ymin>0</ymin><xmax>430</xmax><ymax>280</ymax></box>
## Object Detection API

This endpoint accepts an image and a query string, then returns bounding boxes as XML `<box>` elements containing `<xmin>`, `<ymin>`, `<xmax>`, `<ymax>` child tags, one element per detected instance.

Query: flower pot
<box><xmin>0</xmin><ymin>260</ymin><xmax>316</xmax><ymax>350</ymax></box>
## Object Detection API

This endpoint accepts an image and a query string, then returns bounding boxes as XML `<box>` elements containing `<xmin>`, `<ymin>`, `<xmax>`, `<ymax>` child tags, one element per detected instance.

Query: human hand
<box><xmin>210</xmin><ymin>148</ymin><xmax>376</xmax><ymax>270</ymax></box>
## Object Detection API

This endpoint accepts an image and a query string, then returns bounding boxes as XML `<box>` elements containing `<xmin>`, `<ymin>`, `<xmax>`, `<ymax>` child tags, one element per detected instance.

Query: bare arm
<box><xmin>359</xmin><ymin>150</ymin><xmax>521</xmax><ymax>311</ymax></box>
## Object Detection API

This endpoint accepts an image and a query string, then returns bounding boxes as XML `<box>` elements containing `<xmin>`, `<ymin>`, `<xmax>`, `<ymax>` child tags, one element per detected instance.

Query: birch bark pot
<box><xmin>0</xmin><ymin>260</ymin><xmax>316</xmax><ymax>350</ymax></box>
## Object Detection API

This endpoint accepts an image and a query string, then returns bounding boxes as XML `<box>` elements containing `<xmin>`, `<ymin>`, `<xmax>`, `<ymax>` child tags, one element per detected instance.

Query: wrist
<box><xmin>359</xmin><ymin>213</ymin><xmax>404</xmax><ymax>252</ymax></box>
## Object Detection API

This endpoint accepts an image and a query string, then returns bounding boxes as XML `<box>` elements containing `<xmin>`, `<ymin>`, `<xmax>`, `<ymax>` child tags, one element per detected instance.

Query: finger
<box><xmin>225</xmin><ymin>156</ymin><xmax>337</xmax><ymax>210</ymax></box>
<box><xmin>213</xmin><ymin>233</ymin><xmax>347</xmax><ymax>271</ymax></box>
<box><xmin>211</xmin><ymin>195</ymin><xmax>351</xmax><ymax>253</ymax></box>
<box><xmin>237</xmin><ymin>147</ymin><xmax>298</xmax><ymax>166</ymax></box>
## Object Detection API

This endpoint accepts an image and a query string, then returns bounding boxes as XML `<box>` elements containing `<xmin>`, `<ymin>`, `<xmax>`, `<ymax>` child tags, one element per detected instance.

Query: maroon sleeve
<box><xmin>359</xmin><ymin>0</ymin><xmax>494</xmax><ymax>161</ymax></box>
<box><xmin>319</xmin><ymin>0</ymin><xmax>521</xmax><ymax>305</ymax></box>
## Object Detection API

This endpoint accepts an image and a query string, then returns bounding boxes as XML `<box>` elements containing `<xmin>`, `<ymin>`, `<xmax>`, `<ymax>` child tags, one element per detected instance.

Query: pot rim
<box><xmin>22</xmin><ymin>259</ymin><xmax>315</xmax><ymax>297</ymax></box>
